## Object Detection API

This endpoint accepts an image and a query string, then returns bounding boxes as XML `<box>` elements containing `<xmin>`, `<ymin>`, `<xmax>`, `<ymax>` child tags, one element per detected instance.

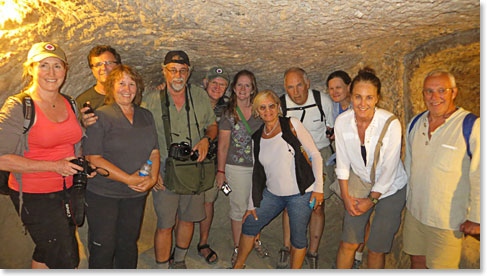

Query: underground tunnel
<box><xmin>0</xmin><ymin>0</ymin><xmax>480</xmax><ymax>269</ymax></box>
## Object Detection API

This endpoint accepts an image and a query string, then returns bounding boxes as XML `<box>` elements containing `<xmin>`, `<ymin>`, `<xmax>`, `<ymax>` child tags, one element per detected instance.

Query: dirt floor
<box><xmin>0</xmin><ymin>191</ymin><xmax>480</xmax><ymax>269</ymax></box>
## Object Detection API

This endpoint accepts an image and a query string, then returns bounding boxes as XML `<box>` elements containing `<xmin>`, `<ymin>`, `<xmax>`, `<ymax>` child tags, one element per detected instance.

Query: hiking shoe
<box><xmin>276</xmin><ymin>246</ymin><xmax>290</xmax><ymax>269</ymax></box>
<box><xmin>352</xmin><ymin>258</ymin><xmax>362</xmax><ymax>269</ymax></box>
<box><xmin>305</xmin><ymin>251</ymin><xmax>318</xmax><ymax>269</ymax></box>
<box><xmin>169</xmin><ymin>260</ymin><xmax>187</xmax><ymax>269</ymax></box>
<box><xmin>231</xmin><ymin>247</ymin><xmax>238</xmax><ymax>267</ymax></box>
<box><xmin>254</xmin><ymin>239</ymin><xmax>270</xmax><ymax>258</ymax></box>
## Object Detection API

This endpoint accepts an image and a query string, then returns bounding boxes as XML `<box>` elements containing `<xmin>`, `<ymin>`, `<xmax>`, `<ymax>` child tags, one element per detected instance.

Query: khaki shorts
<box><xmin>204</xmin><ymin>179</ymin><xmax>219</xmax><ymax>203</ymax></box>
<box><xmin>152</xmin><ymin>188</ymin><xmax>206</xmax><ymax>229</ymax></box>
<box><xmin>403</xmin><ymin>209</ymin><xmax>463</xmax><ymax>269</ymax></box>
<box><xmin>320</xmin><ymin>146</ymin><xmax>335</xmax><ymax>200</ymax></box>
<box><xmin>226</xmin><ymin>164</ymin><xmax>253</xmax><ymax>221</ymax></box>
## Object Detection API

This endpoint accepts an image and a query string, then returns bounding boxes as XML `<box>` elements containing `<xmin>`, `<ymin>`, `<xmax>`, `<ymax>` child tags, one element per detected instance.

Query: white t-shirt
<box><xmin>247</xmin><ymin>117</ymin><xmax>323</xmax><ymax>210</ymax></box>
<box><xmin>284</xmin><ymin>89</ymin><xmax>334</xmax><ymax>149</ymax></box>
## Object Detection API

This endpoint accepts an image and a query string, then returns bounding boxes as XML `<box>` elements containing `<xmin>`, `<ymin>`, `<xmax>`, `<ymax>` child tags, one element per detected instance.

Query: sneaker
<box><xmin>231</xmin><ymin>247</ymin><xmax>238</xmax><ymax>267</ymax></box>
<box><xmin>352</xmin><ymin>258</ymin><xmax>362</xmax><ymax>269</ymax></box>
<box><xmin>276</xmin><ymin>246</ymin><xmax>290</xmax><ymax>269</ymax></box>
<box><xmin>169</xmin><ymin>260</ymin><xmax>187</xmax><ymax>269</ymax></box>
<box><xmin>305</xmin><ymin>251</ymin><xmax>318</xmax><ymax>269</ymax></box>
<box><xmin>254</xmin><ymin>239</ymin><xmax>270</xmax><ymax>258</ymax></box>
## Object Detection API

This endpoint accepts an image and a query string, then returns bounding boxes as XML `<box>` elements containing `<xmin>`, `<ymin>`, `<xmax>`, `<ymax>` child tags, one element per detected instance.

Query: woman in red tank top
<box><xmin>0</xmin><ymin>42</ymin><xmax>86</xmax><ymax>269</ymax></box>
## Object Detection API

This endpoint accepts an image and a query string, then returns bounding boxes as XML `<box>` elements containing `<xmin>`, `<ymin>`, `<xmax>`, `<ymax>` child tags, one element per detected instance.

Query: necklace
<box><xmin>264</xmin><ymin>120</ymin><xmax>279</xmax><ymax>135</ymax></box>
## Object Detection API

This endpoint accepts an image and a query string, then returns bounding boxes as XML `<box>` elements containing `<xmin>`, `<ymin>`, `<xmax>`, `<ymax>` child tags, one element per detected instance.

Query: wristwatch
<box><xmin>202</xmin><ymin>135</ymin><xmax>212</xmax><ymax>143</ymax></box>
<box><xmin>368</xmin><ymin>194</ymin><xmax>379</xmax><ymax>205</ymax></box>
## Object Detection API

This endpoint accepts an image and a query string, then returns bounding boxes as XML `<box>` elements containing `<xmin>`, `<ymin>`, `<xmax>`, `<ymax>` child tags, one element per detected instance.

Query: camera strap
<box><xmin>62</xmin><ymin>177</ymin><xmax>74</xmax><ymax>223</ymax></box>
<box><xmin>160</xmin><ymin>84</ymin><xmax>202</xmax><ymax>152</ymax></box>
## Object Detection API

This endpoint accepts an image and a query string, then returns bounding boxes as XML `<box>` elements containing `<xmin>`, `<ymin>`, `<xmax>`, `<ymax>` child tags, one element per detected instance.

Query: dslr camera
<box><xmin>68</xmin><ymin>157</ymin><xmax>95</xmax><ymax>226</ymax></box>
<box><xmin>206</xmin><ymin>141</ymin><xmax>218</xmax><ymax>160</ymax></box>
<box><xmin>169</xmin><ymin>141</ymin><xmax>199</xmax><ymax>161</ymax></box>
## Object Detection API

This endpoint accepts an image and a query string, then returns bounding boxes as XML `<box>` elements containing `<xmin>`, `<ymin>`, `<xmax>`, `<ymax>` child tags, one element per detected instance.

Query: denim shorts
<box><xmin>242</xmin><ymin>188</ymin><xmax>312</xmax><ymax>249</ymax></box>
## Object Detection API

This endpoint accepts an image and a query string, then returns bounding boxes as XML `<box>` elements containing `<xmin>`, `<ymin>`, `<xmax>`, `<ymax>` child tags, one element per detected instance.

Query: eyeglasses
<box><xmin>423</xmin><ymin>88</ymin><xmax>454</xmax><ymax>94</ymax></box>
<box><xmin>90</xmin><ymin>61</ymin><xmax>119</xmax><ymax>68</ymax></box>
<box><xmin>258</xmin><ymin>103</ymin><xmax>277</xmax><ymax>111</ymax></box>
<box><xmin>166</xmin><ymin>67</ymin><xmax>189</xmax><ymax>75</ymax></box>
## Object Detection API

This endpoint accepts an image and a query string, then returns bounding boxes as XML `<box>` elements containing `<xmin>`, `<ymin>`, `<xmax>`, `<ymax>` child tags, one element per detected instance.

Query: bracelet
<box><xmin>217</xmin><ymin>170</ymin><xmax>225</xmax><ymax>174</ymax></box>
<box><xmin>202</xmin><ymin>135</ymin><xmax>212</xmax><ymax>143</ymax></box>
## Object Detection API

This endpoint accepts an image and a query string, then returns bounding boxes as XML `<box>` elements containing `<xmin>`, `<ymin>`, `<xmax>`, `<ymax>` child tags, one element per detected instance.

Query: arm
<box><xmin>132</xmin><ymin>149</ymin><xmax>160</xmax><ymax>192</ymax></box>
<box><xmin>460</xmin><ymin>118</ymin><xmax>480</xmax><ymax>234</ymax></box>
<box><xmin>0</xmin><ymin>154</ymin><xmax>82</xmax><ymax>176</ymax></box>
<box><xmin>216</xmin><ymin>129</ymin><xmax>231</xmax><ymax>189</ymax></box>
<box><xmin>291</xmin><ymin>118</ymin><xmax>324</xmax><ymax>208</ymax></box>
<box><xmin>85</xmin><ymin>155</ymin><xmax>146</xmax><ymax>186</ymax></box>
<box><xmin>369</xmin><ymin>119</ymin><xmax>402</xmax><ymax>196</ymax></box>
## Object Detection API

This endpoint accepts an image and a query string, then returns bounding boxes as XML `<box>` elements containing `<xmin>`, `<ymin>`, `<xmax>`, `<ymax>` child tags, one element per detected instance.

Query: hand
<box><xmin>156</xmin><ymin>83</ymin><xmax>166</xmax><ymax>91</ymax></box>
<box><xmin>459</xmin><ymin>220</ymin><xmax>480</xmax><ymax>235</ymax></box>
<box><xmin>192</xmin><ymin>137</ymin><xmax>210</xmax><ymax>162</ymax></box>
<box><xmin>242</xmin><ymin>209</ymin><xmax>258</xmax><ymax>222</ymax></box>
<box><xmin>125</xmin><ymin>171</ymin><xmax>146</xmax><ymax>186</ymax></box>
<box><xmin>352</xmin><ymin>197</ymin><xmax>374</xmax><ymax>215</ymax></box>
<box><xmin>343</xmin><ymin>195</ymin><xmax>360</xmax><ymax>216</ymax></box>
<box><xmin>153</xmin><ymin>174</ymin><xmax>165</xmax><ymax>191</ymax></box>
<box><xmin>215</xmin><ymin>171</ymin><xmax>226</xmax><ymax>189</ymax></box>
<box><xmin>88</xmin><ymin>163</ymin><xmax>97</xmax><ymax>178</ymax></box>
<box><xmin>310</xmin><ymin>192</ymin><xmax>324</xmax><ymax>210</ymax></box>
<box><xmin>130</xmin><ymin>175</ymin><xmax>157</xmax><ymax>193</ymax></box>
<box><xmin>54</xmin><ymin>157</ymin><xmax>83</xmax><ymax>177</ymax></box>
<box><xmin>80</xmin><ymin>103</ymin><xmax>98</xmax><ymax>128</ymax></box>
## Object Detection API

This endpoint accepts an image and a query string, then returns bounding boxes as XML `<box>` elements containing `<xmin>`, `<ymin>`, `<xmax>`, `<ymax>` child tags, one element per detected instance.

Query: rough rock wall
<box><xmin>0</xmin><ymin>0</ymin><xmax>480</xmax><ymax>269</ymax></box>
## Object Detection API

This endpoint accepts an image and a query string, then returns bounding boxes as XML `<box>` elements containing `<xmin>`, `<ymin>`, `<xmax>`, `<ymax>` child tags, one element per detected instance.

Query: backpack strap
<box><xmin>462</xmin><ymin>113</ymin><xmax>478</xmax><ymax>160</ymax></box>
<box><xmin>280</xmin><ymin>94</ymin><xmax>287</xmax><ymax>117</ymax></box>
<box><xmin>408</xmin><ymin>110</ymin><xmax>427</xmax><ymax>134</ymax></box>
<box><xmin>311</xmin><ymin>89</ymin><xmax>325</xmax><ymax>122</ymax></box>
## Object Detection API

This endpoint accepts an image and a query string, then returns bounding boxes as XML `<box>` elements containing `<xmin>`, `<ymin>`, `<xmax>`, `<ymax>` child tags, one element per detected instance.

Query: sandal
<box><xmin>197</xmin><ymin>243</ymin><xmax>218</xmax><ymax>264</ymax></box>
<box><xmin>276</xmin><ymin>246</ymin><xmax>290</xmax><ymax>269</ymax></box>
<box><xmin>254</xmin><ymin>239</ymin><xmax>270</xmax><ymax>258</ymax></box>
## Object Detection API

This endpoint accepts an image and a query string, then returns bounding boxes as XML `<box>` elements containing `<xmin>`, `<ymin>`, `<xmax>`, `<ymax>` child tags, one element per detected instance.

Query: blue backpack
<box><xmin>408</xmin><ymin>111</ymin><xmax>478</xmax><ymax>159</ymax></box>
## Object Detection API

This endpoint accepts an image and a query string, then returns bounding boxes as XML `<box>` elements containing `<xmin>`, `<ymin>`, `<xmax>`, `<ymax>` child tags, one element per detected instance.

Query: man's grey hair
<box><xmin>425</xmin><ymin>70</ymin><xmax>456</xmax><ymax>88</ymax></box>
<box><xmin>284</xmin><ymin>67</ymin><xmax>309</xmax><ymax>83</ymax></box>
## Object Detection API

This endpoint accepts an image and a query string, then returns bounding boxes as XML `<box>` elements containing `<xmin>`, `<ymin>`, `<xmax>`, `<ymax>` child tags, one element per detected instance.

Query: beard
<box><xmin>170</xmin><ymin>78</ymin><xmax>186</xmax><ymax>92</ymax></box>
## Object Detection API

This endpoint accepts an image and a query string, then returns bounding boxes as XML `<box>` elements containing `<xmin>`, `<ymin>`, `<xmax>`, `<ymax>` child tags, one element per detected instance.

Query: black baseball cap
<box><xmin>163</xmin><ymin>50</ymin><xmax>190</xmax><ymax>66</ymax></box>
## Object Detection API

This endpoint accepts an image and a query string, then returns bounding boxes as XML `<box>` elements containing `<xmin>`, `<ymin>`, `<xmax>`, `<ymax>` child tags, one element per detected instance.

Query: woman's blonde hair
<box><xmin>104</xmin><ymin>65</ymin><xmax>144</xmax><ymax>106</ymax></box>
<box><xmin>252</xmin><ymin>89</ymin><xmax>283</xmax><ymax>118</ymax></box>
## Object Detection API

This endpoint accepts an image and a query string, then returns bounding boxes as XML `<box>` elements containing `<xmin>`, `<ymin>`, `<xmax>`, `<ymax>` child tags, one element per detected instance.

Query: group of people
<box><xmin>0</xmin><ymin>41</ymin><xmax>479</xmax><ymax>270</ymax></box>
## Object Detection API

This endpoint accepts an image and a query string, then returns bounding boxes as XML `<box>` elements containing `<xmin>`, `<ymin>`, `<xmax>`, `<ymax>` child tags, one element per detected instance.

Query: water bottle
<box><xmin>139</xmin><ymin>160</ymin><xmax>152</xmax><ymax>176</ymax></box>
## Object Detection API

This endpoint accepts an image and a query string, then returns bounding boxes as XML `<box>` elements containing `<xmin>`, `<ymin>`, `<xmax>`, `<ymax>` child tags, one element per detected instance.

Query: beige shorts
<box><xmin>403</xmin><ymin>209</ymin><xmax>463</xmax><ymax>269</ymax></box>
<box><xmin>204</xmin><ymin>179</ymin><xmax>219</xmax><ymax>203</ymax></box>
<box><xmin>320</xmin><ymin>146</ymin><xmax>335</xmax><ymax>200</ymax></box>
<box><xmin>152</xmin><ymin>189</ymin><xmax>206</xmax><ymax>229</ymax></box>
<box><xmin>226</xmin><ymin>164</ymin><xmax>253</xmax><ymax>221</ymax></box>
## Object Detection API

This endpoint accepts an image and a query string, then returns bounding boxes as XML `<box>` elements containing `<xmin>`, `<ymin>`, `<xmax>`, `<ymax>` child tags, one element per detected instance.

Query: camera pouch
<box><xmin>164</xmin><ymin>157</ymin><xmax>216</xmax><ymax>195</ymax></box>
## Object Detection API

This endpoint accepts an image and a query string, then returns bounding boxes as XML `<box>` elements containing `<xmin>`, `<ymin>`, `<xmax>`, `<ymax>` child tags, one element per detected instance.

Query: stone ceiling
<box><xmin>0</xmin><ymin>0</ymin><xmax>480</xmax><ymax>101</ymax></box>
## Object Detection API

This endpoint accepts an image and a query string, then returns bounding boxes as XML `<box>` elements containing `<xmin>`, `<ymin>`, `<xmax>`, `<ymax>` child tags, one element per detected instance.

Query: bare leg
<box><xmin>336</xmin><ymin>241</ymin><xmax>360</xmax><ymax>268</ymax></box>
<box><xmin>32</xmin><ymin>260</ymin><xmax>49</xmax><ymax>269</ymax></box>
<box><xmin>410</xmin><ymin>255</ymin><xmax>427</xmax><ymax>269</ymax></box>
<box><xmin>233</xmin><ymin>234</ymin><xmax>256</xmax><ymax>269</ymax></box>
<box><xmin>282</xmin><ymin>209</ymin><xmax>291</xmax><ymax>248</ymax></box>
<box><xmin>231</xmin><ymin>219</ymin><xmax>243</xmax><ymax>247</ymax></box>
<box><xmin>308</xmin><ymin>204</ymin><xmax>325</xmax><ymax>253</ymax></box>
<box><xmin>198</xmin><ymin>202</ymin><xmax>216</xmax><ymax>262</ymax></box>
<box><xmin>175</xmin><ymin>220</ymin><xmax>194</xmax><ymax>248</ymax></box>
<box><xmin>367</xmin><ymin>250</ymin><xmax>385</xmax><ymax>269</ymax></box>
<box><xmin>154</xmin><ymin>227</ymin><xmax>173</xmax><ymax>262</ymax></box>
<box><xmin>290</xmin><ymin>246</ymin><xmax>307</xmax><ymax>269</ymax></box>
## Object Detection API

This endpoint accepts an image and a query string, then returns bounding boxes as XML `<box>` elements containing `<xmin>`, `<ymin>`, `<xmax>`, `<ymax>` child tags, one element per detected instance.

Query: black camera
<box><xmin>169</xmin><ymin>142</ymin><xmax>198</xmax><ymax>161</ymax></box>
<box><xmin>326</xmin><ymin>128</ymin><xmax>334</xmax><ymax>137</ymax></box>
<box><xmin>206</xmin><ymin>141</ymin><xmax>217</xmax><ymax>160</ymax></box>
<box><xmin>82</xmin><ymin>102</ymin><xmax>94</xmax><ymax>114</ymax></box>
<box><xmin>68</xmin><ymin>157</ymin><xmax>95</xmax><ymax>226</ymax></box>
<box><xmin>70</xmin><ymin>157</ymin><xmax>96</xmax><ymax>189</ymax></box>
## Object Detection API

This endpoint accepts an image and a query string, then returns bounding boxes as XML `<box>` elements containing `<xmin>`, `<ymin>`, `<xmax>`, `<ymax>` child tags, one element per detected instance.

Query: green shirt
<box><xmin>141</xmin><ymin>84</ymin><xmax>216</xmax><ymax>174</ymax></box>
<box><xmin>75</xmin><ymin>86</ymin><xmax>105</xmax><ymax>111</ymax></box>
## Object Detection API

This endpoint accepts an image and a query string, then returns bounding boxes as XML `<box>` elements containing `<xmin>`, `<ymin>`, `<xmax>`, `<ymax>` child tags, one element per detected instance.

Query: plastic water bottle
<box><xmin>139</xmin><ymin>160</ymin><xmax>152</xmax><ymax>176</ymax></box>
